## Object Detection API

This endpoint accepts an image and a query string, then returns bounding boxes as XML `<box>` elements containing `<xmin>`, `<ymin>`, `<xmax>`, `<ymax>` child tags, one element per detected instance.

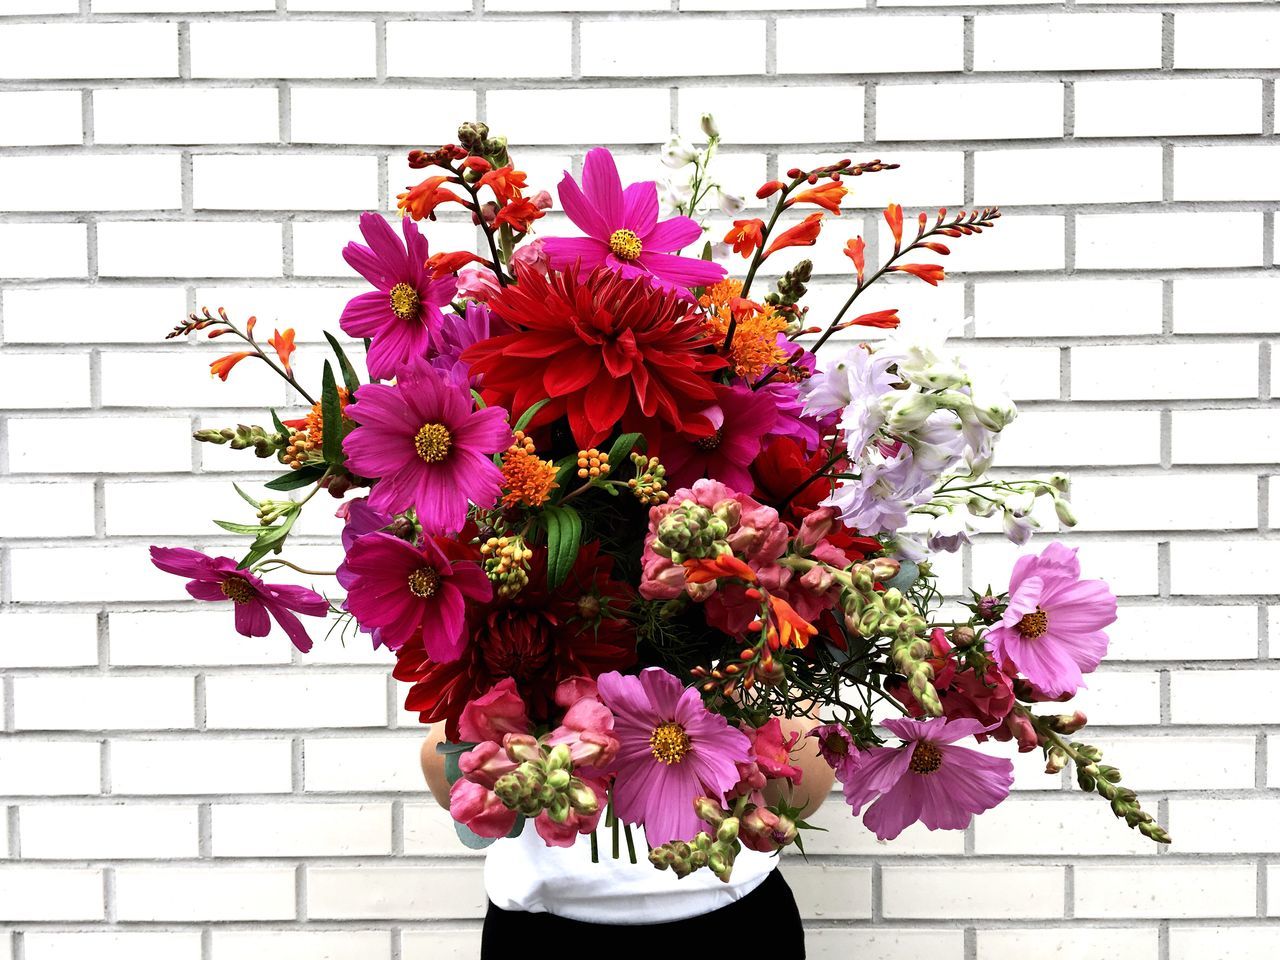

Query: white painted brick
<box><xmin>1169</xmin><ymin>798</ymin><xmax>1280</xmax><ymax>853</ymax></box>
<box><xmin>0</xmin><ymin>91</ymin><xmax>81</xmax><ymax>146</ymax></box>
<box><xmin>193</xmin><ymin>155</ymin><xmax>379</xmax><ymax>211</ymax></box>
<box><xmin>190</xmin><ymin>21</ymin><xmax>376</xmax><ymax>78</ymax></box>
<box><xmin>0</xmin><ymin>224</ymin><xmax>87</xmax><ymax>279</ymax></box>
<box><xmin>1174</xmin><ymin>145</ymin><xmax>1280</xmax><ymax>201</ymax></box>
<box><xmin>110</xmin><ymin>739</ymin><xmax>292</xmax><ymax>795</ymax></box>
<box><xmin>0</xmin><ymin>479</ymin><xmax>95</xmax><ymax>540</ymax></box>
<box><xmin>487</xmin><ymin>88</ymin><xmax>673</xmax><ymax>145</ymax></box>
<box><xmin>307</xmin><ymin>865</ymin><xmax>485</xmax><ymax>919</ymax></box>
<box><xmin>20</xmin><ymin>803</ymin><xmax>198</xmax><ymax>859</ymax></box>
<box><xmin>101</xmin><ymin>349</ymin><xmax>287</xmax><ymax>409</ymax></box>
<box><xmin>784</xmin><ymin>863</ymin><xmax>873</xmax><ymax>919</ymax></box>
<box><xmin>782</xmin><ymin>150</ymin><xmax>963</xmax><ymax>210</ymax></box>
<box><xmin>1075</xmin><ymin>79</ymin><xmax>1263</xmax><ymax>137</ymax></box>
<box><xmin>803</xmin><ymin>929</ymin><xmax>966</xmax><ymax>960</ymax></box>
<box><xmin>109</xmin><ymin>610</ymin><xmax>287</xmax><ymax>666</ymax></box>
<box><xmin>97</xmin><ymin>221</ymin><xmax>283</xmax><ymax>278</ymax></box>
<box><xmin>104</xmin><ymin>480</ymin><xmax>263</xmax><ymax>537</ymax></box>
<box><xmin>1175</xmin><ymin>12</ymin><xmax>1280</xmax><ymax>67</ymax></box>
<box><xmin>0</xmin><ymin>353</ymin><xmax>90</xmax><ymax>409</ymax></box>
<box><xmin>1172</xmin><ymin>410</ymin><xmax>1280</xmax><ymax>464</ymax></box>
<box><xmin>678</xmin><ymin>86</ymin><xmax>864</xmax><ymax>144</ymax></box>
<box><xmin>0</xmin><ymin>867</ymin><xmax>104</xmax><ymax>921</ymax></box>
<box><xmin>1172</xmin><ymin>670</ymin><xmax>1280</xmax><ymax>723</ymax></box>
<box><xmin>1175</xmin><ymin>276</ymin><xmax>1280</xmax><ymax>334</ymax></box>
<box><xmin>205</xmin><ymin>674</ymin><xmax>387</xmax><ymax>730</ymax></box>
<box><xmin>290</xmin><ymin>88</ymin><xmax>476</xmax><ymax>145</ymax></box>
<box><xmin>0</xmin><ymin>24</ymin><xmax>176</xmax><ymax>79</ymax></box>
<box><xmin>1078</xmin><ymin>212</ymin><xmax>1263</xmax><ymax>270</ymax></box>
<box><xmin>0</xmin><ymin>740</ymin><xmax>100</xmax><ymax>796</ymax></box>
<box><xmin>975</xmin><ymin>14</ymin><xmax>1162</xmax><ymax>70</ymax></box>
<box><xmin>1171</xmin><ymin>540</ymin><xmax>1280</xmax><ymax>595</ymax></box>
<box><xmin>876</xmin><ymin>83</ymin><xmax>1064</xmax><ymax>140</ymax></box>
<box><xmin>303</xmin><ymin>736</ymin><xmax>426</xmax><ymax>792</ymax></box>
<box><xmin>1</xmin><ymin>286</ymin><xmax>188</xmax><ymax>344</ymax></box>
<box><xmin>1106</xmin><ymin>604</ymin><xmax>1258</xmax><ymax>661</ymax></box>
<box><xmin>1072</xmin><ymin>670</ymin><xmax>1163</xmax><ymax>726</ymax></box>
<box><xmin>400</xmin><ymin>931</ymin><xmax>481</xmax><ymax>960</ymax></box>
<box><xmin>0</xmin><ymin>612</ymin><xmax>98</xmax><ymax>667</ymax></box>
<box><xmin>993</xmin><ymin>410</ymin><xmax>1162</xmax><ymax>467</ymax></box>
<box><xmin>974</xmin><ymin>797</ymin><xmax>1153</xmax><ymax>856</ymax></box>
<box><xmin>878</xmin><ymin>214</ymin><xmax>1065</xmax><ymax>273</ymax></box>
<box><xmin>210</xmin><ymin>932</ymin><xmax>391</xmax><ymax>960</ymax></box>
<box><xmin>972</xmin><ymin>538</ymin><xmax>1157</xmax><ymax>597</ymax></box>
<box><xmin>192</xmin><ymin>285</ymin><xmax>360</xmax><ymax>341</ymax></box>
<box><xmin>1170</xmin><ymin>927</ymin><xmax>1280</xmax><ymax>960</ymax></box>
<box><xmin>14</xmin><ymin>676</ymin><xmax>193</xmax><ymax>731</ymax></box>
<box><xmin>685</xmin><ymin>0</ymin><xmax>865</xmax><ymax>8</ymax></box>
<box><xmin>0</xmin><ymin>0</ymin><xmax>77</xmax><ymax>12</ymax></box>
<box><xmin>115</xmin><ymin>866</ymin><xmax>295</xmax><ymax>921</ymax></box>
<box><xmin>211</xmin><ymin>801</ymin><xmax>392</xmax><ymax>856</ymax></box>
<box><xmin>389</xmin><ymin>21</ymin><xmax>571</xmax><ymax>78</ymax></box>
<box><xmin>1098</xmin><ymin>735</ymin><xmax>1256</xmax><ymax>790</ymax></box>
<box><xmin>403</xmin><ymin>801</ymin><xmax>484</xmax><ymax>857</ymax></box>
<box><xmin>975</xmin><ymin>145</ymin><xmax>1162</xmax><ymax>205</ymax></box>
<box><xmin>7</xmin><ymin>417</ymin><xmax>192</xmax><ymax>474</ymax></box>
<box><xmin>1069</xmin><ymin>473</ymin><xmax>1257</xmax><ymax>530</ymax></box>
<box><xmin>1072</xmin><ymin>343</ymin><xmax>1259</xmax><ymax>400</ymax></box>
<box><xmin>487</xmin><ymin>0</ymin><xmax>664</xmax><ymax>7</ymax></box>
<box><xmin>0</xmin><ymin>155</ymin><xmax>181</xmax><ymax>212</ymax></box>
<box><xmin>24</xmin><ymin>932</ymin><xmax>201</xmax><ymax>960</ymax></box>
<box><xmin>978</xmin><ymin>928</ymin><xmax>1159</xmax><ymax>960</ymax></box>
<box><xmin>883</xmin><ymin>865</ymin><xmax>1064</xmax><ymax>919</ymax></box>
<box><xmin>975</xmin><ymin>278</ymin><xmax>1162</xmax><ymax>338</ymax></box>
<box><xmin>95</xmin><ymin>0</ymin><xmax>273</xmax><ymax>9</ymax></box>
<box><xmin>778</xmin><ymin>16</ymin><xmax>962</xmax><ymax>74</ymax></box>
<box><xmin>94</xmin><ymin>87</ymin><xmax>279</xmax><ymax>145</ymax></box>
<box><xmin>1075</xmin><ymin>864</ymin><xmax>1256</xmax><ymax>919</ymax></box>
<box><xmin>584</xmin><ymin>18</ymin><xmax>764</xmax><ymax>76</ymax></box>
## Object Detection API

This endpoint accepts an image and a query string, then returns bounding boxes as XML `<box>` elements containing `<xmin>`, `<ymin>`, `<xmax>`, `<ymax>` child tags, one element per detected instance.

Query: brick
<box><xmin>24</xmin><ymin>933</ymin><xmax>201</xmax><ymax>960</ymax></box>
<box><xmin>1098</xmin><ymin>735</ymin><xmax>1256</xmax><ymax>790</ymax></box>
<box><xmin>94</xmin><ymin>87</ymin><xmax>279</xmax><ymax>145</ymax></box>
<box><xmin>0</xmin><ymin>740</ymin><xmax>100</xmax><ymax>796</ymax></box>
<box><xmin>1075</xmin><ymin>79</ymin><xmax>1263</xmax><ymax>136</ymax></box>
<box><xmin>486</xmin><ymin>0</ymin><xmax>663</xmax><ymax>7</ymax></box>
<box><xmin>404</xmin><ymin>802</ymin><xmax>484</xmax><ymax>857</ymax></box>
<box><xmin>1173</xmin><ymin>410</ymin><xmax>1280</xmax><ymax>464</ymax></box>
<box><xmin>1106</xmin><ymin>604</ymin><xmax>1258</xmax><ymax>661</ymax></box>
<box><xmin>975</xmin><ymin>278</ymin><xmax>1162</xmax><ymax>338</ymax></box>
<box><xmin>993</xmin><ymin>410</ymin><xmax>1162</xmax><ymax>467</ymax></box>
<box><xmin>0</xmin><ymin>479</ymin><xmax>94</xmax><ymax>539</ymax></box>
<box><xmin>678</xmin><ymin>86</ymin><xmax>864</xmax><ymax>144</ymax></box>
<box><xmin>11</xmin><ymin>544</ymin><xmax>191</xmax><ymax>603</ymax></box>
<box><xmin>303</xmin><ymin>736</ymin><xmax>427</xmax><ymax>792</ymax></box>
<box><xmin>211</xmin><ymin>802</ymin><xmax>392</xmax><ymax>856</ymax></box>
<box><xmin>808</xmin><ymin>929</ymin><xmax>964</xmax><ymax>960</ymax></box>
<box><xmin>14</xmin><ymin>676</ymin><xmax>194</xmax><ymax>731</ymax></box>
<box><xmin>1175</xmin><ymin>276</ymin><xmax>1280</xmax><ymax>334</ymax></box>
<box><xmin>390</xmin><ymin>21</ymin><xmax>571</xmax><ymax>78</ymax></box>
<box><xmin>110</xmin><ymin>739</ymin><xmax>292</xmax><ymax>795</ymax></box>
<box><xmin>205</xmin><ymin>674</ymin><xmax>387</xmax><ymax>729</ymax></box>
<box><xmin>191</xmin><ymin>21</ymin><xmax>376</xmax><ymax>78</ymax></box>
<box><xmin>290</xmin><ymin>88</ymin><xmax>476</xmax><ymax>145</ymax></box>
<box><xmin>1072</xmin><ymin>670</ymin><xmax>1163</xmax><ymax>726</ymax></box>
<box><xmin>488</xmin><ymin>88</ymin><xmax>671</xmax><ymax>145</ymax></box>
<box><xmin>96</xmin><ymin>0</ymin><xmax>273</xmax><ymax>8</ymax></box>
<box><xmin>20</xmin><ymin>803</ymin><xmax>198</xmax><ymax>859</ymax></box>
<box><xmin>1169</xmin><ymin>798</ymin><xmax>1280</xmax><ymax>854</ymax></box>
<box><xmin>876</xmin><ymin>83</ymin><xmax>1063</xmax><ymax>140</ymax></box>
<box><xmin>0</xmin><ymin>612</ymin><xmax>98</xmax><ymax>668</ymax></box>
<box><xmin>952</xmin><ymin>345</ymin><xmax>1061</xmax><ymax>400</ymax></box>
<box><xmin>975</xmin><ymin>13</ymin><xmax>1161</xmax><ymax>70</ymax></box>
<box><xmin>0</xmin><ymin>155</ymin><xmax>181</xmax><ymax>213</ymax></box>
<box><xmin>1175</xmin><ymin>12</ymin><xmax>1280</xmax><ymax>67</ymax></box>
<box><xmin>101</xmin><ymin>350</ymin><xmax>287</xmax><ymax>409</ymax></box>
<box><xmin>1079</xmin><ymin>212</ymin><xmax>1262</xmax><ymax>270</ymax></box>
<box><xmin>1</xmin><ymin>0</ymin><xmax>77</xmax><ymax>11</ymax></box>
<box><xmin>1075</xmin><ymin>864</ymin><xmax>1256</xmax><ymax>919</ymax></box>
<box><xmin>1174</xmin><ymin>145</ymin><xmax>1280</xmax><ymax>201</ymax></box>
<box><xmin>778</xmin><ymin>16</ymin><xmax>962</xmax><ymax>74</ymax></box>
<box><xmin>0</xmin><ymin>91</ymin><xmax>81</xmax><ymax>146</ymax></box>
<box><xmin>0</xmin><ymin>353</ymin><xmax>91</xmax><ymax>409</ymax></box>
<box><xmin>115</xmin><ymin>866</ymin><xmax>295</xmax><ymax>921</ymax></box>
<box><xmin>109</xmin><ymin>610</ymin><xmax>287</xmax><ymax>666</ymax></box>
<box><xmin>98</xmin><ymin>222</ymin><xmax>283</xmax><ymax>278</ymax></box>
<box><xmin>0</xmin><ymin>224</ymin><xmax>87</xmax><ymax>279</ymax></box>
<box><xmin>104</xmin><ymin>480</ymin><xmax>263</xmax><ymax>537</ymax></box>
<box><xmin>786</xmin><ymin>863</ymin><xmax>873</xmax><ymax>918</ymax></box>
<box><xmin>1171</xmin><ymin>540</ymin><xmax>1280</xmax><ymax>595</ymax></box>
<box><xmin>0</xmin><ymin>867</ymin><xmax>104</xmax><ymax>920</ymax></box>
<box><xmin>975</xmin><ymin>145</ymin><xmax>1162</xmax><ymax>205</ymax></box>
<box><xmin>1069</xmin><ymin>472</ymin><xmax>1256</xmax><ymax>530</ymax></box>
<box><xmin>972</xmin><ymin>539</ymin><xmax>1158</xmax><ymax>597</ymax></box>
<box><xmin>584</xmin><ymin>18</ymin><xmax>763</xmax><ymax>76</ymax></box>
<box><xmin>978</xmin><ymin>929</ymin><xmax>1159</xmax><ymax>960</ymax></box>
<box><xmin>1072</xmin><ymin>343</ymin><xmax>1259</xmax><ymax>400</ymax></box>
<box><xmin>974</xmin><ymin>797</ymin><xmax>1153</xmax><ymax>856</ymax></box>
<box><xmin>193</xmin><ymin>155</ymin><xmax>379</xmax><ymax>211</ymax></box>
<box><xmin>1170</xmin><ymin>927</ymin><xmax>1280</xmax><ymax>960</ymax></box>
<box><xmin>1172</xmin><ymin>669</ymin><xmax>1280</xmax><ymax>723</ymax></box>
<box><xmin>2</xmin><ymin>286</ymin><xmax>187</xmax><ymax>344</ymax></box>
<box><xmin>880</xmin><ymin>214</ymin><xmax>1065</xmax><ymax>273</ymax></box>
<box><xmin>883</xmin><ymin>865</ymin><xmax>1064</xmax><ymax>918</ymax></box>
<box><xmin>307</xmin><ymin>865</ymin><xmax>485</xmax><ymax>919</ymax></box>
<box><xmin>803</xmin><ymin>799</ymin><xmax>965</xmax><ymax>856</ymax></box>
<box><xmin>7</xmin><ymin>416</ymin><xmax>192</xmax><ymax>474</ymax></box>
<box><xmin>0</xmin><ymin>24</ymin><xmax>176</xmax><ymax>79</ymax></box>
<box><xmin>209</xmin><ymin>932</ymin><xmax>390</xmax><ymax>960</ymax></box>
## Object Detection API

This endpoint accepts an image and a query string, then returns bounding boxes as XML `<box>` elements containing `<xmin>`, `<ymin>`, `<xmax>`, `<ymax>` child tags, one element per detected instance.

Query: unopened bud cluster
<box><xmin>576</xmin><ymin>448</ymin><xmax>610</xmax><ymax>480</ymax></box>
<box><xmin>628</xmin><ymin>453</ymin><xmax>669</xmax><ymax>505</ymax></box>
<box><xmin>194</xmin><ymin>424</ymin><xmax>286</xmax><ymax>459</ymax></box>
<box><xmin>492</xmin><ymin>740</ymin><xmax>599</xmax><ymax>825</ymax></box>
<box><xmin>652</xmin><ymin>499</ymin><xmax>739</xmax><ymax>563</ymax></box>
<box><xmin>481</xmin><ymin>534</ymin><xmax>533</xmax><ymax>598</ymax></box>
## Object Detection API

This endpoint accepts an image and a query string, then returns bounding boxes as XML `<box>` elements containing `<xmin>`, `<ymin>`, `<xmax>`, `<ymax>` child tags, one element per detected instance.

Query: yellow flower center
<box><xmin>219</xmin><ymin>577</ymin><xmax>255</xmax><ymax>605</ymax></box>
<box><xmin>407</xmin><ymin>566</ymin><xmax>441</xmax><ymax>599</ymax></box>
<box><xmin>908</xmin><ymin>741</ymin><xmax>943</xmax><ymax>775</ymax></box>
<box><xmin>1017</xmin><ymin>607</ymin><xmax>1049</xmax><ymax>639</ymax></box>
<box><xmin>649</xmin><ymin>721</ymin><xmax>691</xmax><ymax>765</ymax></box>
<box><xmin>608</xmin><ymin>228</ymin><xmax>643</xmax><ymax>262</ymax></box>
<box><xmin>389</xmin><ymin>282</ymin><xmax>420</xmax><ymax>320</ymax></box>
<box><xmin>414</xmin><ymin>422</ymin><xmax>452</xmax><ymax>463</ymax></box>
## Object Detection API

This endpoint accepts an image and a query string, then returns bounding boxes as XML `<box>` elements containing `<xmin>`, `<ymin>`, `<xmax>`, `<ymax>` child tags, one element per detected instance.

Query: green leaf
<box><xmin>237</xmin><ymin>544</ymin><xmax>270</xmax><ymax>570</ymax></box>
<box><xmin>454</xmin><ymin>814</ymin><xmax>525</xmax><ymax>850</ymax></box>
<box><xmin>320</xmin><ymin>361</ymin><xmax>344</xmax><ymax>465</ymax></box>
<box><xmin>701</xmin><ymin>240</ymin><xmax>713</xmax><ymax>261</ymax></box>
<box><xmin>513</xmin><ymin>398</ymin><xmax>550</xmax><ymax>434</ymax></box>
<box><xmin>323</xmin><ymin>331</ymin><xmax>362</xmax><ymax>394</ymax></box>
<box><xmin>264</xmin><ymin>464</ymin><xmax>326</xmax><ymax>491</ymax></box>
<box><xmin>213</xmin><ymin>519</ymin><xmax>267</xmax><ymax>537</ymax></box>
<box><xmin>543</xmin><ymin>504</ymin><xmax>582</xmax><ymax>590</ymax></box>
<box><xmin>605</xmin><ymin>431</ymin><xmax>643</xmax><ymax>469</ymax></box>
<box><xmin>471</xmin><ymin>388</ymin><xmax>486</xmax><ymax>409</ymax></box>
<box><xmin>439</xmin><ymin>740</ymin><xmax>479</xmax><ymax>787</ymax></box>
<box><xmin>252</xmin><ymin>509</ymin><xmax>298</xmax><ymax>550</ymax></box>
<box><xmin>231</xmin><ymin>482</ymin><xmax>260</xmax><ymax>509</ymax></box>
<box><xmin>270</xmin><ymin>408</ymin><xmax>289</xmax><ymax>435</ymax></box>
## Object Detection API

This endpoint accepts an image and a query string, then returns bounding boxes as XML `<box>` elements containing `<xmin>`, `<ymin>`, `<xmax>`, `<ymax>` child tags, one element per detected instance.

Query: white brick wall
<box><xmin>0</xmin><ymin>0</ymin><xmax>1275</xmax><ymax>956</ymax></box>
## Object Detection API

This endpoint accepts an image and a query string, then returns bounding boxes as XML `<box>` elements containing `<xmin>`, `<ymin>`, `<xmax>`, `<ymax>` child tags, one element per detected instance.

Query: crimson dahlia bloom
<box><xmin>149</xmin><ymin>546</ymin><xmax>328</xmax><ymax>653</ymax></box>
<box><xmin>544</xmin><ymin>147</ymin><xmax>725</xmax><ymax>295</ymax></box>
<box><xmin>342</xmin><ymin>357</ymin><xmax>512</xmax><ymax>536</ymax></box>
<box><xmin>461</xmin><ymin>263</ymin><xmax>724</xmax><ymax>448</ymax></box>
<box><xmin>340</xmin><ymin>212</ymin><xmax>458</xmax><ymax>381</ymax></box>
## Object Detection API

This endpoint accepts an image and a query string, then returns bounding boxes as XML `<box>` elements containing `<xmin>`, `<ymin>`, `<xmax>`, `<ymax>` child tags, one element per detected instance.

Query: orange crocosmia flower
<box><xmin>847</xmin><ymin>309</ymin><xmax>900</xmax><ymax>330</ymax></box>
<box><xmin>762</xmin><ymin>212</ymin><xmax>823</xmax><ymax>259</ymax></box>
<box><xmin>210</xmin><ymin>351</ymin><xmax>253</xmax><ymax>381</ymax></box>
<box><xmin>884</xmin><ymin>203</ymin><xmax>904</xmax><ymax>248</ymax></box>
<box><xmin>789</xmin><ymin>181</ymin><xmax>848</xmax><ymax>215</ymax></box>
<box><xmin>843</xmin><ymin>236</ymin><xmax>866</xmax><ymax>284</ymax></box>
<box><xmin>426</xmin><ymin>250</ymin><xmax>485</xmax><ymax>278</ymax></box>
<box><xmin>478</xmin><ymin>165</ymin><xmax>529</xmax><ymax>204</ymax></box>
<box><xmin>682</xmin><ymin>554</ymin><xmax>757</xmax><ymax>585</ymax></box>
<box><xmin>892</xmin><ymin>262</ymin><xmax>945</xmax><ymax>286</ymax></box>
<box><xmin>268</xmin><ymin>328</ymin><xmax>296</xmax><ymax>374</ymax></box>
<box><xmin>492</xmin><ymin>196</ymin><xmax>546</xmax><ymax>233</ymax></box>
<box><xmin>766</xmin><ymin>594</ymin><xmax>817</xmax><ymax>651</ymax></box>
<box><xmin>396</xmin><ymin>176</ymin><xmax>467</xmax><ymax>221</ymax></box>
<box><xmin>724</xmin><ymin>219</ymin><xmax>765</xmax><ymax>258</ymax></box>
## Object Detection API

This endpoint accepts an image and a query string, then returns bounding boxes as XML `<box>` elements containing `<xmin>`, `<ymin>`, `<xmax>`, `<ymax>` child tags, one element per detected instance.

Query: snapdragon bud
<box><xmin>700</xmin><ymin>113</ymin><xmax>720</xmax><ymax>139</ymax></box>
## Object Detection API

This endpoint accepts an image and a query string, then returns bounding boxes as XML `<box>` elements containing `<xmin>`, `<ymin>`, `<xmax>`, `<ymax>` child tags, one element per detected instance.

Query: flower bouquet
<box><xmin>153</xmin><ymin>118</ymin><xmax>1169</xmax><ymax>882</ymax></box>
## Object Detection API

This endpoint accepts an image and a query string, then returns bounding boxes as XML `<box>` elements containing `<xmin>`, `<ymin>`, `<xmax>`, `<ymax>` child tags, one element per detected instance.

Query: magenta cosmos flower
<box><xmin>149</xmin><ymin>546</ymin><xmax>328</xmax><ymax>653</ymax></box>
<box><xmin>595</xmin><ymin>666</ymin><xmax>750</xmax><ymax>846</ymax></box>
<box><xmin>340</xmin><ymin>212</ymin><xmax>458</xmax><ymax>381</ymax></box>
<box><xmin>342</xmin><ymin>531</ymin><xmax>491</xmax><ymax>659</ymax></box>
<box><xmin>342</xmin><ymin>356</ymin><xmax>512</xmax><ymax>536</ymax></box>
<box><xmin>842</xmin><ymin>716</ymin><xmax>1014</xmax><ymax>841</ymax></box>
<box><xmin>985</xmin><ymin>541</ymin><xmax>1117</xmax><ymax>699</ymax></box>
<box><xmin>661</xmin><ymin>384</ymin><xmax>779</xmax><ymax>492</ymax></box>
<box><xmin>544</xmin><ymin>147</ymin><xmax>726</xmax><ymax>295</ymax></box>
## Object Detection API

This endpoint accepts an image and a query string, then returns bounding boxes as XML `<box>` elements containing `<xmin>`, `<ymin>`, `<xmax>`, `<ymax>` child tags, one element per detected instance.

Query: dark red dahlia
<box><xmin>460</xmin><ymin>263</ymin><xmax>725</xmax><ymax>448</ymax></box>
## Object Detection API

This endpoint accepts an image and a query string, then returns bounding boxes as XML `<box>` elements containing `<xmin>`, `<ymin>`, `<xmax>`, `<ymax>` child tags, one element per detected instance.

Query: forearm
<box><xmin>420</xmin><ymin>723</ymin><xmax>452</xmax><ymax>809</ymax></box>
<box><xmin>760</xmin><ymin>712</ymin><xmax>836</xmax><ymax>820</ymax></box>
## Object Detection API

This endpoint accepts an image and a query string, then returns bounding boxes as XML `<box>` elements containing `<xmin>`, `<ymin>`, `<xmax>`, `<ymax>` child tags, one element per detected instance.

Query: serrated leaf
<box><xmin>513</xmin><ymin>398</ymin><xmax>550</xmax><ymax>434</ymax></box>
<box><xmin>543</xmin><ymin>504</ymin><xmax>582</xmax><ymax>590</ymax></box>
<box><xmin>264</xmin><ymin>464</ymin><xmax>326</xmax><ymax>491</ymax></box>
<box><xmin>323</xmin><ymin>331</ymin><xmax>362</xmax><ymax>394</ymax></box>
<box><xmin>605</xmin><ymin>431</ymin><xmax>643</xmax><ymax>469</ymax></box>
<box><xmin>320</xmin><ymin>361</ymin><xmax>344</xmax><ymax>465</ymax></box>
<box><xmin>213</xmin><ymin>519</ymin><xmax>268</xmax><ymax>536</ymax></box>
<box><xmin>231</xmin><ymin>482</ymin><xmax>260</xmax><ymax>509</ymax></box>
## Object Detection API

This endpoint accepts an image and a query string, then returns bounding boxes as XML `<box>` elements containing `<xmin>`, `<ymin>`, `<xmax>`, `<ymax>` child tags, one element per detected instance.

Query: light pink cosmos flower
<box><xmin>841</xmin><ymin>715</ymin><xmax>1014</xmax><ymax>841</ymax></box>
<box><xmin>543</xmin><ymin>147</ymin><xmax>726</xmax><ymax>295</ymax></box>
<box><xmin>985</xmin><ymin>541</ymin><xmax>1117</xmax><ymax>699</ymax></box>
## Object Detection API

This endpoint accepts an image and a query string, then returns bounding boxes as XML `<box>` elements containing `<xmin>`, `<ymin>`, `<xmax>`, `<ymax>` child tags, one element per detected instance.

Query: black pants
<box><xmin>481</xmin><ymin>866</ymin><xmax>805</xmax><ymax>955</ymax></box>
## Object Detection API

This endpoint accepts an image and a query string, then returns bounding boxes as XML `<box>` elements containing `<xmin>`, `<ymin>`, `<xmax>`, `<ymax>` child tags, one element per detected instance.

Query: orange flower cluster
<box><xmin>700</xmin><ymin>279</ymin><xmax>790</xmax><ymax>382</ymax></box>
<box><xmin>500</xmin><ymin>430</ymin><xmax>559</xmax><ymax>508</ymax></box>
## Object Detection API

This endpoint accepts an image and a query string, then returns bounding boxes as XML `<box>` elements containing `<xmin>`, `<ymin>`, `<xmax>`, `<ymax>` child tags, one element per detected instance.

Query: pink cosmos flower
<box><xmin>808</xmin><ymin>722</ymin><xmax>863</xmax><ymax>782</ymax></box>
<box><xmin>342</xmin><ymin>531</ymin><xmax>491</xmax><ymax>658</ymax></box>
<box><xmin>340</xmin><ymin>213</ymin><xmax>458</xmax><ymax>381</ymax></box>
<box><xmin>543</xmin><ymin>147</ymin><xmax>726</xmax><ymax>295</ymax></box>
<box><xmin>985</xmin><ymin>541</ymin><xmax>1117</xmax><ymax>699</ymax></box>
<box><xmin>841</xmin><ymin>715</ymin><xmax>1014</xmax><ymax>840</ymax></box>
<box><xmin>596</xmin><ymin>666</ymin><xmax>751</xmax><ymax>846</ymax></box>
<box><xmin>342</xmin><ymin>356</ymin><xmax>512</xmax><ymax>536</ymax></box>
<box><xmin>661</xmin><ymin>384</ymin><xmax>779</xmax><ymax>492</ymax></box>
<box><xmin>149</xmin><ymin>546</ymin><xmax>328</xmax><ymax>653</ymax></box>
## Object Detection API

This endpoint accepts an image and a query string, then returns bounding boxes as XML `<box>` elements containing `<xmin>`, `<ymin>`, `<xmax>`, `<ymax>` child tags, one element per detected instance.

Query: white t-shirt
<box><xmin>483</xmin><ymin>820</ymin><xmax>779</xmax><ymax>924</ymax></box>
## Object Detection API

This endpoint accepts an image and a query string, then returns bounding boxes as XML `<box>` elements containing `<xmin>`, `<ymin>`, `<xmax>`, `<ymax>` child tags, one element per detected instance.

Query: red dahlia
<box><xmin>460</xmin><ymin>263</ymin><xmax>725</xmax><ymax>448</ymax></box>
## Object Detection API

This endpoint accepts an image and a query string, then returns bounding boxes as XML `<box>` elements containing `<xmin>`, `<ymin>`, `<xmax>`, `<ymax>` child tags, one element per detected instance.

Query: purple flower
<box><xmin>342</xmin><ymin>356</ymin><xmax>512</xmax><ymax>536</ymax></box>
<box><xmin>596</xmin><ymin>666</ymin><xmax>751</xmax><ymax>846</ymax></box>
<box><xmin>823</xmin><ymin>441</ymin><xmax>935</xmax><ymax>536</ymax></box>
<box><xmin>340</xmin><ymin>213</ymin><xmax>458</xmax><ymax>381</ymax></box>
<box><xmin>543</xmin><ymin>147</ymin><xmax>725</xmax><ymax>296</ymax></box>
<box><xmin>985</xmin><ymin>541</ymin><xmax>1117</xmax><ymax>699</ymax></box>
<box><xmin>802</xmin><ymin>344</ymin><xmax>897</xmax><ymax>461</ymax></box>
<box><xmin>428</xmin><ymin>300</ymin><xmax>509</xmax><ymax>388</ymax></box>
<box><xmin>661</xmin><ymin>384</ymin><xmax>778</xmax><ymax>492</ymax></box>
<box><xmin>807</xmin><ymin>722</ymin><xmax>863</xmax><ymax>783</ymax></box>
<box><xmin>841</xmin><ymin>715</ymin><xmax>1014</xmax><ymax>841</ymax></box>
<box><xmin>149</xmin><ymin>546</ymin><xmax>328</xmax><ymax>653</ymax></box>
